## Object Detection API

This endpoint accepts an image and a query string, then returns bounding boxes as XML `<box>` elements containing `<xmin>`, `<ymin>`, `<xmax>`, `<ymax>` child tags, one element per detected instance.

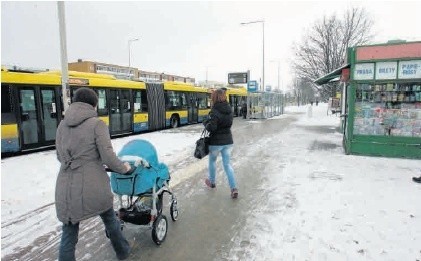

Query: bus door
<box><xmin>229</xmin><ymin>95</ymin><xmax>240</xmax><ymax>117</ymax></box>
<box><xmin>109</xmin><ymin>89</ymin><xmax>132</xmax><ymax>135</ymax></box>
<box><xmin>18</xmin><ymin>86</ymin><xmax>61</xmax><ymax>150</ymax></box>
<box><xmin>187</xmin><ymin>92</ymin><xmax>198</xmax><ymax>123</ymax></box>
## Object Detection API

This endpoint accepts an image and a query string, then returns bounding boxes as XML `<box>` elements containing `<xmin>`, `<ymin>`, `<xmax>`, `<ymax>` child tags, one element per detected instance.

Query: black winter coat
<box><xmin>204</xmin><ymin>101</ymin><xmax>233</xmax><ymax>145</ymax></box>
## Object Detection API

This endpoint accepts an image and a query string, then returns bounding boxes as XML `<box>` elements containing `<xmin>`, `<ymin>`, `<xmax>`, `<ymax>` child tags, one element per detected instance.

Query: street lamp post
<box><xmin>57</xmin><ymin>1</ymin><xmax>70</xmax><ymax>112</ymax></box>
<box><xmin>206</xmin><ymin>66</ymin><xmax>209</xmax><ymax>84</ymax></box>
<box><xmin>128</xmin><ymin>38</ymin><xmax>139</xmax><ymax>79</ymax></box>
<box><xmin>240</xmin><ymin>20</ymin><xmax>265</xmax><ymax>92</ymax></box>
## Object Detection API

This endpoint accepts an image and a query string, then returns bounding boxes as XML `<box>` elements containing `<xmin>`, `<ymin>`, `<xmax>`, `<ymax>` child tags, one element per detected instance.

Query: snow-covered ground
<box><xmin>1</xmin><ymin>122</ymin><xmax>201</xmax><ymax>258</ymax></box>
<box><xmin>228</xmin><ymin>105</ymin><xmax>421</xmax><ymax>260</ymax></box>
<box><xmin>1</xmin><ymin>103</ymin><xmax>420</xmax><ymax>260</ymax></box>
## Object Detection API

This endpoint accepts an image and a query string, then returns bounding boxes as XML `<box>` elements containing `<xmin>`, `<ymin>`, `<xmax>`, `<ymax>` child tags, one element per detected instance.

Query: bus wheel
<box><xmin>170</xmin><ymin>115</ymin><xmax>179</xmax><ymax>128</ymax></box>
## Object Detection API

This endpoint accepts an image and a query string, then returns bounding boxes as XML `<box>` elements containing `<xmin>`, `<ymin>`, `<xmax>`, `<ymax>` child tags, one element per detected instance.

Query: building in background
<box><xmin>68</xmin><ymin>59</ymin><xmax>195</xmax><ymax>84</ymax></box>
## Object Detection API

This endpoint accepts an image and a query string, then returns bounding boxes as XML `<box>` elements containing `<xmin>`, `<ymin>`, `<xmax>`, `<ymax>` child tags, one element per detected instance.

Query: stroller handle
<box><xmin>119</xmin><ymin>155</ymin><xmax>151</xmax><ymax>169</ymax></box>
<box><xmin>104</xmin><ymin>165</ymin><xmax>136</xmax><ymax>175</ymax></box>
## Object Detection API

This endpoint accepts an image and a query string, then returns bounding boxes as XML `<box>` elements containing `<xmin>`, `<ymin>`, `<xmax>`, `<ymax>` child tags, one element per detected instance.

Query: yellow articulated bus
<box><xmin>1</xmin><ymin>68</ymin><xmax>211</xmax><ymax>154</ymax></box>
<box><xmin>163</xmin><ymin>82</ymin><xmax>210</xmax><ymax>128</ymax></box>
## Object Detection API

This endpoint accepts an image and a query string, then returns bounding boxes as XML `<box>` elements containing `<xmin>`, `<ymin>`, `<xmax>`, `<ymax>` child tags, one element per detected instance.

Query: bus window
<box><xmin>1</xmin><ymin>84</ymin><xmax>17</xmax><ymax>124</ymax></box>
<box><xmin>19</xmin><ymin>88</ymin><xmax>39</xmax><ymax>145</ymax></box>
<box><xmin>141</xmin><ymin>90</ymin><xmax>148</xmax><ymax>112</ymax></box>
<box><xmin>180</xmin><ymin>92</ymin><xmax>187</xmax><ymax>109</ymax></box>
<box><xmin>134</xmin><ymin>90</ymin><xmax>148</xmax><ymax>112</ymax></box>
<box><xmin>166</xmin><ymin>91</ymin><xmax>179</xmax><ymax>110</ymax></box>
<box><xmin>207</xmin><ymin>93</ymin><xmax>212</xmax><ymax>108</ymax></box>
<box><xmin>121</xmin><ymin>90</ymin><xmax>131</xmax><ymax>113</ymax></box>
<box><xmin>40</xmin><ymin>88</ymin><xmax>58</xmax><ymax>141</ymax></box>
<box><xmin>70</xmin><ymin>87</ymin><xmax>79</xmax><ymax>101</ymax></box>
<box><xmin>165</xmin><ymin>91</ymin><xmax>189</xmax><ymax>110</ymax></box>
<box><xmin>197</xmin><ymin>93</ymin><xmax>207</xmax><ymax>109</ymax></box>
<box><xmin>134</xmin><ymin>90</ymin><xmax>142</xmax><ymax>112</ymax></box>
<box><xmin>96</xmin><ymin>89</ymin><xmax>108</xmax><ymax>116</ymax></box>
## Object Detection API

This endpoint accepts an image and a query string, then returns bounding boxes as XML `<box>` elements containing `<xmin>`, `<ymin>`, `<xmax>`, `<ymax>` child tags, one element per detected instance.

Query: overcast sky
<box><xmin>2</xmin><ymin>1</ymin><xmax>421</xmax><ymax>90</ymax></box>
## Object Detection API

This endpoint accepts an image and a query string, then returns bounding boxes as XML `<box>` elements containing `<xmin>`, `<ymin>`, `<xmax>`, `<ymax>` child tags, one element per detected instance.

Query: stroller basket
<box><xmin>119</xmin><ymin>207</ymin><xmax>151</xmax><ymax>225</ymax></box>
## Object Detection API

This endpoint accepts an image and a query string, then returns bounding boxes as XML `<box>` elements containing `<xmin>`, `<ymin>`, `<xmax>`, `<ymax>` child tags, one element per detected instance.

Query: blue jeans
<box><xmin>208</xmin><ymin>144</ymin><xmax>237</xmax><ymax>189</ymax></box>
<box><xmin>59</xmin><ymin>208</ymin><xmax>130</xmax><ymax>261</ymax></box>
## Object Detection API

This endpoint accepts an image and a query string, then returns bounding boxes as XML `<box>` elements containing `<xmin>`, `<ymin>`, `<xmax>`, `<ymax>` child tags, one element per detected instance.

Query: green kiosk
<box><xmin>316</xmin><ymin>41</ymin><xmax>421</xmax><ymax>159</ymax></box>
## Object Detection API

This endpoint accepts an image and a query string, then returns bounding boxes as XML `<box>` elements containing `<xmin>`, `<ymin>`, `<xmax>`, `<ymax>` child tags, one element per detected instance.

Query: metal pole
<box><xmin>262</xmin><ymin>21</ymin><xmax>265</xmax><ymax>92</ymax></box>
<box><xmin>57</xmin><ymin>1</ymin><xmax>70</xmax><ymax>112</ymax></box>
<box><xmin>128</xmin><ymin>41</ymin><xmax>131</xmax><ymax>69</ymax></box>
<box><xmin>128</xmin><ymin>38</ymin><xmax>139</xmax><ymax>79</ymax></box>
<box><xmin>128</xmin><ymin>40</ymin><xmax>132</xmax><ymax>79</ymax></box>
<box><xmin>277</xmin><ymin>61</ymin><xmax>280</xmax><ymax>91</ymax></box>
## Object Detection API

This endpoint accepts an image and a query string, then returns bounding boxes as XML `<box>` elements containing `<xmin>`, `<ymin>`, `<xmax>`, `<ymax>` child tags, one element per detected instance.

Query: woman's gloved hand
<box><xmin>124</xmin><ymin>162</ymin><xmax>136</xmax><ymax>174</ymax></box>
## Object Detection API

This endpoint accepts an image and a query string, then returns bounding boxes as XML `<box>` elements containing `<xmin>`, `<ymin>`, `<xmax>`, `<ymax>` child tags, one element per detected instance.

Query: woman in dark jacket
<box><xmin>203</xmin><ymin>88</ymin><xmax>238</xmax><ymax>198</ymax></box>
<box><xmin>55</xmin><ymin>88</ymin><xmax>133</xmax><ymax>260</ymax></box>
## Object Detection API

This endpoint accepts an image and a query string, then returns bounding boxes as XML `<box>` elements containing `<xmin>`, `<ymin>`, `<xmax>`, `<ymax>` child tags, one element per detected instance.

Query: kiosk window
<box><xmin>354</xmin><ymin>83</ymin><xmax>421</xmax><ymax>137</ymax></box>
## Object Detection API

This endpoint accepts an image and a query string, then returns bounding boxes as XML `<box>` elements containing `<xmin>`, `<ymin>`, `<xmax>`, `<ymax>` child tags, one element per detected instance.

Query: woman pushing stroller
<box><xmin>55</xmin><ymin>88</ymin><xmax>134</xmax><ymax>261</ymax></box>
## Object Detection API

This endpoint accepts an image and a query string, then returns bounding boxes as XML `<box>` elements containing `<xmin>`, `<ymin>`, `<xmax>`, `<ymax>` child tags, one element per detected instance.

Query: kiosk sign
<box><xmin>375</xmin><ymin>62</ymin><xmax>397</xmax><ymax>79</ymax></box>
<box><xmin>354</xmin><ymin>63</ymin><xmax>374</xmax><ymax>80</ymax></box>
<box><xmin>398</xmin><ymin>60</ymin><xmax>421</xmax><ymax>79</ymax></box>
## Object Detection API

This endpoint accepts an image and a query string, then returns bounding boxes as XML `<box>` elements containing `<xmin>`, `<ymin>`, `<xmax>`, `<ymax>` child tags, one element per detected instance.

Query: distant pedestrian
<box><xmin>310</xmin><ymin>101</ymin><xmax>314</xmax><ymax>106</ymax></box>
<box><xmin>316</xmin><ymin>100</ymin><xmax>319</xmax><ymax>106</ymax></box>
<box><xmin>203</xmin><ymin>88</ymin><xmax>238</xmax><ymax>198</ymax></box>
<box><xmin>241</xmin><ymin>101</ymin><xmax>247</xmax><ymax>119</ymax></box>
<box><xmin>55</xmin><ymin>87</ymin><xmax>134</xmax><ymax>261</ymax></box>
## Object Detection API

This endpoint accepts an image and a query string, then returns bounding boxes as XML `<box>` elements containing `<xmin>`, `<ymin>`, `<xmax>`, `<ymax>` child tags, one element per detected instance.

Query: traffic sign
<box><xmin>247</xmin><ymin>80</ymin><xmax>258</xmax><ymax>92</ymax></box>
<box><xmin>228</xmin><ymin>72</ymin><xmax>248</xmax><ymax>84</ymax></box>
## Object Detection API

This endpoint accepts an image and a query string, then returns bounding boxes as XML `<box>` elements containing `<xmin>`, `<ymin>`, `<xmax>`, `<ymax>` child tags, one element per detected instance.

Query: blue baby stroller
<box><xmin>108</xmin><ymin>139</ymin><xmax>178</xmax><ymax>245</ymax></box>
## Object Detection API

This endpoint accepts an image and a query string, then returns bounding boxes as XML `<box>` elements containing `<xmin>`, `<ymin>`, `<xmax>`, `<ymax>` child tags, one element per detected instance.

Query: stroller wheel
<box><xmin>152</xmin><ymin>215</ymin><xmax>168</xmax><ymax>245</ymax></box>
<box><xmin>170</xmin><ymin>200</ymin><xmax>179</xmax><ymax>221</ymax></box>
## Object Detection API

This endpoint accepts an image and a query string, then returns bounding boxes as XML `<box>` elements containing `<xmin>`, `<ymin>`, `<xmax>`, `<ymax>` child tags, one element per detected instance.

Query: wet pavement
<box><xmin>83</xmin><ymin>114</ymin><xmax>298</xmax><ymax>261</ymax></box>
<box><xmin>5</xmin><ymin>106</ymin><xmax>420</xmax><ymax>261</ymax></box>
<box><xmin>2</xmin><ymin>110</ymin><xmax>301</xmax><ymax>261</ymax></box>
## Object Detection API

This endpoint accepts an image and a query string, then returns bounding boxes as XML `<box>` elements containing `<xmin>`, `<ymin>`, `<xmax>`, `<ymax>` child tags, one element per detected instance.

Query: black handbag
<box><xmin>194</xmin><ymin>129</ymin><xmax>209</xmax><ymax>159</ymax></box>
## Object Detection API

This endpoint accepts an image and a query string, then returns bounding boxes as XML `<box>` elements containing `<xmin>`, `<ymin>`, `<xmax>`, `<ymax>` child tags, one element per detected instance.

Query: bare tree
<box><xmin>292</xmin><ymin>76</ymin><xmax>316</xmax><ymax>106</ymax></box>
<box><xmin>292</xmin><ymin>7</ymin><xmax>374</xmax><ymax>100</ymax></box>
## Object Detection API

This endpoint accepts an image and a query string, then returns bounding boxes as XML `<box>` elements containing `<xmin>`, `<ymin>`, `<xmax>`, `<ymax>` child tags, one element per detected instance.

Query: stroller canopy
<box><xmin>118</xmin><ymin>139</ymin><xmax>160</xmax><ymax>166</ymax></box>
<box><xmin>112</xmin><ymin>139</ymin><xmax>170</xmax><ymax>196</ymax></box>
